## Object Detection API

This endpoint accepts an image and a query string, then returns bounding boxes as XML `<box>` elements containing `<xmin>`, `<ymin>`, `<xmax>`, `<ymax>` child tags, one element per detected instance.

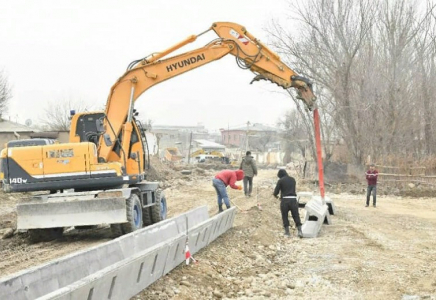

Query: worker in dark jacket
<box><xmin>273</xmin><ymin>169</ymin><xmax>303</xmax><ymax>237</ymax></box>
<box><xmin>239</xmin><ymin>151</ymin><xmax>258</xmax><ymax>197</ymax></box>
<box><xmin>365</xmin><ymin>163</ymin><xmax>378</xmax><ymax>207</ymax></box>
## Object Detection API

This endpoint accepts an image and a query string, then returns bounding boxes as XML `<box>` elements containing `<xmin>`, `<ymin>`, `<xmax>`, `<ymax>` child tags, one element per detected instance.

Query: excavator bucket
<box><xmin>16</xmin><ymin>192</ymin><xmax>127</xmax><ymax>230</ymax></box>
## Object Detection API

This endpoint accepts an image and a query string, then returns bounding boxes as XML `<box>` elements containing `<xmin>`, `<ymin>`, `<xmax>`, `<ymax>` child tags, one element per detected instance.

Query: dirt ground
<box><xmin>1</xmin><ymin>164</ymin><xmax>436</xmax><ymax>299</ymax></box>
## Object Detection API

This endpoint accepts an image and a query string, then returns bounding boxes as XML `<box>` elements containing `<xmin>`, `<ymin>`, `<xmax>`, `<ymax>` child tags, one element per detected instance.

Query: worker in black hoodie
<box><xmin>273</xmin><ymin>169</ymin><xmax>303</xmax><ymax>238</ymax></box>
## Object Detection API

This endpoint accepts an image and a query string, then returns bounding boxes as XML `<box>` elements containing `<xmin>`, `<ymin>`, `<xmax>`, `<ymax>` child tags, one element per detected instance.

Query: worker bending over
<box><xmin>212</xmin><ymin>169</ymin><xmax>244</xmax><ymax>212</ymax></box>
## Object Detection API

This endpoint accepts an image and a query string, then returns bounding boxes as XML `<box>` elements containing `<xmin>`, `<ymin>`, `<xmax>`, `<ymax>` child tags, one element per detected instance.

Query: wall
<box><xmin>254</xmin><ymin>151</ymin><xmax>285</xmax><ymax>165</ymax></box>
<box><xmin>221</xmin><ymin>130</ymin><xmax>245</xmax><ymax>147</ymax></box>
<box><xmin>0</xmin><ymin>132</ymin><xmax>32</xmax><ymax>150</ymax></box>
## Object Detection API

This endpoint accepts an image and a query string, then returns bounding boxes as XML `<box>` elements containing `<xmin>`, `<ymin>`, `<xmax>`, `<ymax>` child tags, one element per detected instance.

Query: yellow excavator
<box><xmin>0</xmin><ymin>22</ymin><xmax>315</xmax><ymax>240</ymax></box>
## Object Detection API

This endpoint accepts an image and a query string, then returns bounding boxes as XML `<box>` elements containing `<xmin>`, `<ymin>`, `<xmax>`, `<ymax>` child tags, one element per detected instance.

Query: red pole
<box><xmin>313</xmin><ymin>108</ymin><xmax>325</xmax><ymax>202</ymax></box>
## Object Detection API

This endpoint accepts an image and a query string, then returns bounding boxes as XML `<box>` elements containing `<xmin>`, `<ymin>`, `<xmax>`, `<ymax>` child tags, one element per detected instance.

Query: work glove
<box><xmin>236</xmin><ymin>185</ymin><xmax>242</xmax><ymax>190</ymax></box>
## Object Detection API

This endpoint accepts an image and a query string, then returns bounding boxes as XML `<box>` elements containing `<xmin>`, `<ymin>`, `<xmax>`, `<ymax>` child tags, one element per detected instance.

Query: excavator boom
<box><xmin>99</xmin><ymin>22</ymin><xmax>315</xmax><ymax>163</ymax></box>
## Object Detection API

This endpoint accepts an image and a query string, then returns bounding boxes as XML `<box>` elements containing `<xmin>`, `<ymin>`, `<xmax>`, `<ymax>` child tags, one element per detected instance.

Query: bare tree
<box><xmin>268</xmin><ymin>0</ymin><xmax>436</xmax><ymax>166</ymax></box>
<box><xmin>140</xmin><ymin>118</ymin><xmax>154</xmax><ymax>131</ymax></box>
<box><xmin>277</xmin><ymin>0</ymin><xmax>374</xmax><ymax>164</ymax></box>
<box><xmin>373</xmin><ymin>1</ymin><xmax>421</xmax><ymax>158</ymax></box>
<box><xmin>278</xmin><ymin>109</ymin><xmax>310</xmax><ymax>163</ymax></box>
<box><xmin>0</xmin><ymin>70</ymin><xmax>12</xmax><ymax>117</ymax></box>
<box><xmin>410</xmin><ymin>2</ymin><xmax>436</xmax><ymax>157</ymax></box>
<box><xmin>248</xmin><ymin>132</ymin><xmax>276</xmax><ymax>152</ymax></box>
<box><xmin>278</xmin><ymin>86</ymin><xmax>337</xmax><ymax>168</ymax></box>
<box><xmin>39</xmin><ymin>98</ymin><xmax>93</xmax><ymax>131</ymax></box>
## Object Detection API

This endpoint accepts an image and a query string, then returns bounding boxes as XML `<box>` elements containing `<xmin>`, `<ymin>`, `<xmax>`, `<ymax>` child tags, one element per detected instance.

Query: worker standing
<box><xmin>239</xmin><ymin>151</ymin><xmax>258</xmax><ymax>197</ymax></box>
<box><xmin>212</xmin><ymin>169</ymin><xmax>244</xmax><ymax>212</ymax></box>
<box><xmin>365</xmin><ymin>163</ymin><xmax>378</xmax><ymax>207</ymax></box>
<box><xmin>273</xmin><ymin>169</ymin><xmax>303</xmax><ymax>238</ymax></box>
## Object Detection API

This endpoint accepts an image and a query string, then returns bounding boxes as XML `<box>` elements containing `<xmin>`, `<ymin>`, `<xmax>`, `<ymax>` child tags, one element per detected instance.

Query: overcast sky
<box><xmin>0</xmin><ymin>0</ymin><xmax>298</xmax><ymax>131</ymax></box>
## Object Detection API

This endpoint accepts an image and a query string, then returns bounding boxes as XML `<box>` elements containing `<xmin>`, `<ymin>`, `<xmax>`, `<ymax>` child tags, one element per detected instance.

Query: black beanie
<box><xmin>277</xmin><ymin>169</ymin><xmax>288</xmax><ymax>178</ymax></box>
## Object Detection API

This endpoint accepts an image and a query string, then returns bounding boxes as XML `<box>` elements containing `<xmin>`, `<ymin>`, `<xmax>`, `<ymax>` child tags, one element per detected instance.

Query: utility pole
<box><xmin>227</xmin><ymin>123</ymin><xmax>230</xmax><ymax>146</ymax></box>
<box><xmin>245</xmin><ymin>121</ymin><xmax>250</xmax><ymax>152</ymax></box>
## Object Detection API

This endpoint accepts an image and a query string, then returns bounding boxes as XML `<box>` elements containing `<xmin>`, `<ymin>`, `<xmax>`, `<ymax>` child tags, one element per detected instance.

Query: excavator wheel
<box><xmin>151</xmin><ymin>190</ymin><xmax>167</xmax><ymax>224</ymax></box>
<box><xmin>121</xmin><ymin>194</ymin><xmax>143</xmax><ymax>234</ymax></box>
<box><xmin>28</xmin><ymin>227</ymin><xmax>64</xmax><ymax>243</ymax></box>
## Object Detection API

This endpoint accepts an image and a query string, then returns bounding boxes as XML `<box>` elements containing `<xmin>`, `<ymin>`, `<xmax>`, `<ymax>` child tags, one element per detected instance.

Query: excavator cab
<box><xmin>1</xmin><ymin>111</ymin><xmax>151</xmax><ymax>193</ymax></box>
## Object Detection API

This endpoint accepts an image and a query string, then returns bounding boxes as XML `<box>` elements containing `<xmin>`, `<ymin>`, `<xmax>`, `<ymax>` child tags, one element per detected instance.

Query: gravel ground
<box><xmin>1</xmin><ymin>165</ymin><xmax>435</xmax><ymax>300</ymax></box>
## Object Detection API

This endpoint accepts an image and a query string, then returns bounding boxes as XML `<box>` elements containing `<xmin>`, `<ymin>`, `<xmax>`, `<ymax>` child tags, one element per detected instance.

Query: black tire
<box><xmin>28</xmin><ymin>228</ymin><xmax>64</xmax><ymax>243</ymax></box>
<box><xmin>74</xmin><ymin>225</ymin><xmax>97</xmax><ymax>230</ymax></box>
<box><xmin>151</xmin><ymin>190</ymin><xmax>167</xmax><ymax>224</ymax></box>
<box><xmin>110</xmin><ymin>224</ymin><xmax>124</xmax><ymax>237</ymax></box>
<box><xmin>121</xmin><ymin>194</ymin><xmax>143</xmax><ymax>234</ymax></box>
<box><xmin>142</xmin><ymin>207</ymin><xmax>152</xmax><ymax>226</ymax></box>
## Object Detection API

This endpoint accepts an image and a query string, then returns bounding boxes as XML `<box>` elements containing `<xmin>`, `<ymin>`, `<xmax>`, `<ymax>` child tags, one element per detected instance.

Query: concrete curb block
<box><xmin>297</xmin><ymin>192</ymin><xmax>313</xmax><ymax>208</ymax></box>
<box><xmin>311</xmin><ymin>196</ymin><xmax>334</xmax><ymax>224</ymax></box>
<box><xmin>301</xmin><ymin>198</ymin><xmax>330</xmax><ymax>238</ymax></box>
<box><xmin>324</xmin><ymin>197</ymin><xmax>336</xmax><ymax>215</ymax></box>
<box><xmin>1</xmin><ymin>206</ymin><xmax>236</xmax><ymax>300</ymax></box>
<box><xmin>40</xmin><ymin>207</ymin><xmax>237</xmax><ymax>300</ymax></box>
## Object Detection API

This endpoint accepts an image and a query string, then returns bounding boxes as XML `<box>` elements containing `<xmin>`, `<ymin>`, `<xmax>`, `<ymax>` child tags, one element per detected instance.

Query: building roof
<box><xmin>221</xmin><ymin>123</ymin><xmax>280</xmax><ymax>132</ymax></box>
<box><xmin>151</xmin><ymin>124</ymin><xmax>207</xmax><ymax>133</ymax></box>
<box><xmin>194</xmin><ymin>139</ymin><xmax>225</xmax><ymax>149</ymax></box>
<box><xmin>30</xmin><ymin>131</ymin><xmax>61</xmax><ymax>139</ymax></box>
<box><xmin>0</xmin><ymin>119</ymin><xmax>36</xmax><ymax>133</ymax></box>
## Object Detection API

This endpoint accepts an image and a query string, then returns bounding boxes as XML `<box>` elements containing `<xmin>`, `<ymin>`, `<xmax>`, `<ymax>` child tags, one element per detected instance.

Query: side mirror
<box><xmin>103</xmin><ymin>134</ymin><xmax>113</xmax><ymax>146</ymax></box>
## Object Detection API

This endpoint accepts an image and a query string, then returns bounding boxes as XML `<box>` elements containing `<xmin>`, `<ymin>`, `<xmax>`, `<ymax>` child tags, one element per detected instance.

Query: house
<box><xmin>0</xmin><ymin>118</ymin><xmax>36</xmax><ymax>148</ymax></box>
<box><xmin>220</xmin><ymin>123</ymin><xmax>280</xmax><ymax>149</ymax></box>
<box><xmin>150</xmin><ymin>123</ymin><xmax>220</xmax><ymax>158</ymax></box>
<box><xmin>191</xmin><ymin>139</ymin><xmax>225</xmax><ymax>152</ymax></box>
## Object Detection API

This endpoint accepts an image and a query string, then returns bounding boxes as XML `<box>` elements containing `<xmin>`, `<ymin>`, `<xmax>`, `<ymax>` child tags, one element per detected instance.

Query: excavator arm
<box><xmin>99</xmin><ymin>22</ymin><xmax>316</xmax><ymax>163</ymax></box>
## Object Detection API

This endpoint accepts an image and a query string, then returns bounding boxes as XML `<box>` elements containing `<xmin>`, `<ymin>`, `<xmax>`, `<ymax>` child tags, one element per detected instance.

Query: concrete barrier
<box><xmin>324</xmin><ymin>196</ymin><xmax>336</xmax><ymax>215</ymax></box>
<box><xmin>310</xmin><ymin>196</ymin><xmax>335</xmax><ymax>219</ymax></box>
<box><xmin>297</xmin><ymin>191</ymin><xmax>313</xmax><ymax>208</ymax></box>
<box><xmin>301</xmin><ymin>198</ymin><xmax>331</xmax><ymax>238</ymax></box>
<box><xmin>163</xmin><ymin>208</ymin><xmax>236</xmax><ymax>275</ymax></box>
<box><xmin>0</xmin><ymin>206</ymin><xmax>236</xmax><ymax>300</ymax></box>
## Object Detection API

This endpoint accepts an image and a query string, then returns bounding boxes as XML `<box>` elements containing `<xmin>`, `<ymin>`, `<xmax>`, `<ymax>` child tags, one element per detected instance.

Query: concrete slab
<box><xmin>324</xmin><ymin>210</ymin><xmax>332</xmax><ymax>225</ymax></box>
<box><xmin>39</xmin><ymin>208</ymin><xmax>237</xmax><ymax>300</ymax></box>
<box><xmin>297</xmin><ymin>191</ymin><xmax>313</xmax><ymax>208</ymax></box>
<box><xmin>311</xmin><ymin>195</ymin><xmax>335</xmax><ymax>219</ymax></box>
<box><xmin>307</xmin><ymin>195</ymin><xmax>336</xmax><ymax>215</ymax></box>
<box><xmin>301</xmin><ymin>220</ymin><xmax>322</xmax><ymax>238</ymax></box>
<box><xmin>0</xmin><ymin>206</ymin><xmax>209</xmax><ymax>300</ymax></box>
<box><xmin>304</xmin><ymin>199</ymin><xmax>328</xmax><ymax>222</ymax></box>
<box><xmin>325</xmin><ymin>197</ymin><xmax>336</xmax><ymax>215</ymax></box>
